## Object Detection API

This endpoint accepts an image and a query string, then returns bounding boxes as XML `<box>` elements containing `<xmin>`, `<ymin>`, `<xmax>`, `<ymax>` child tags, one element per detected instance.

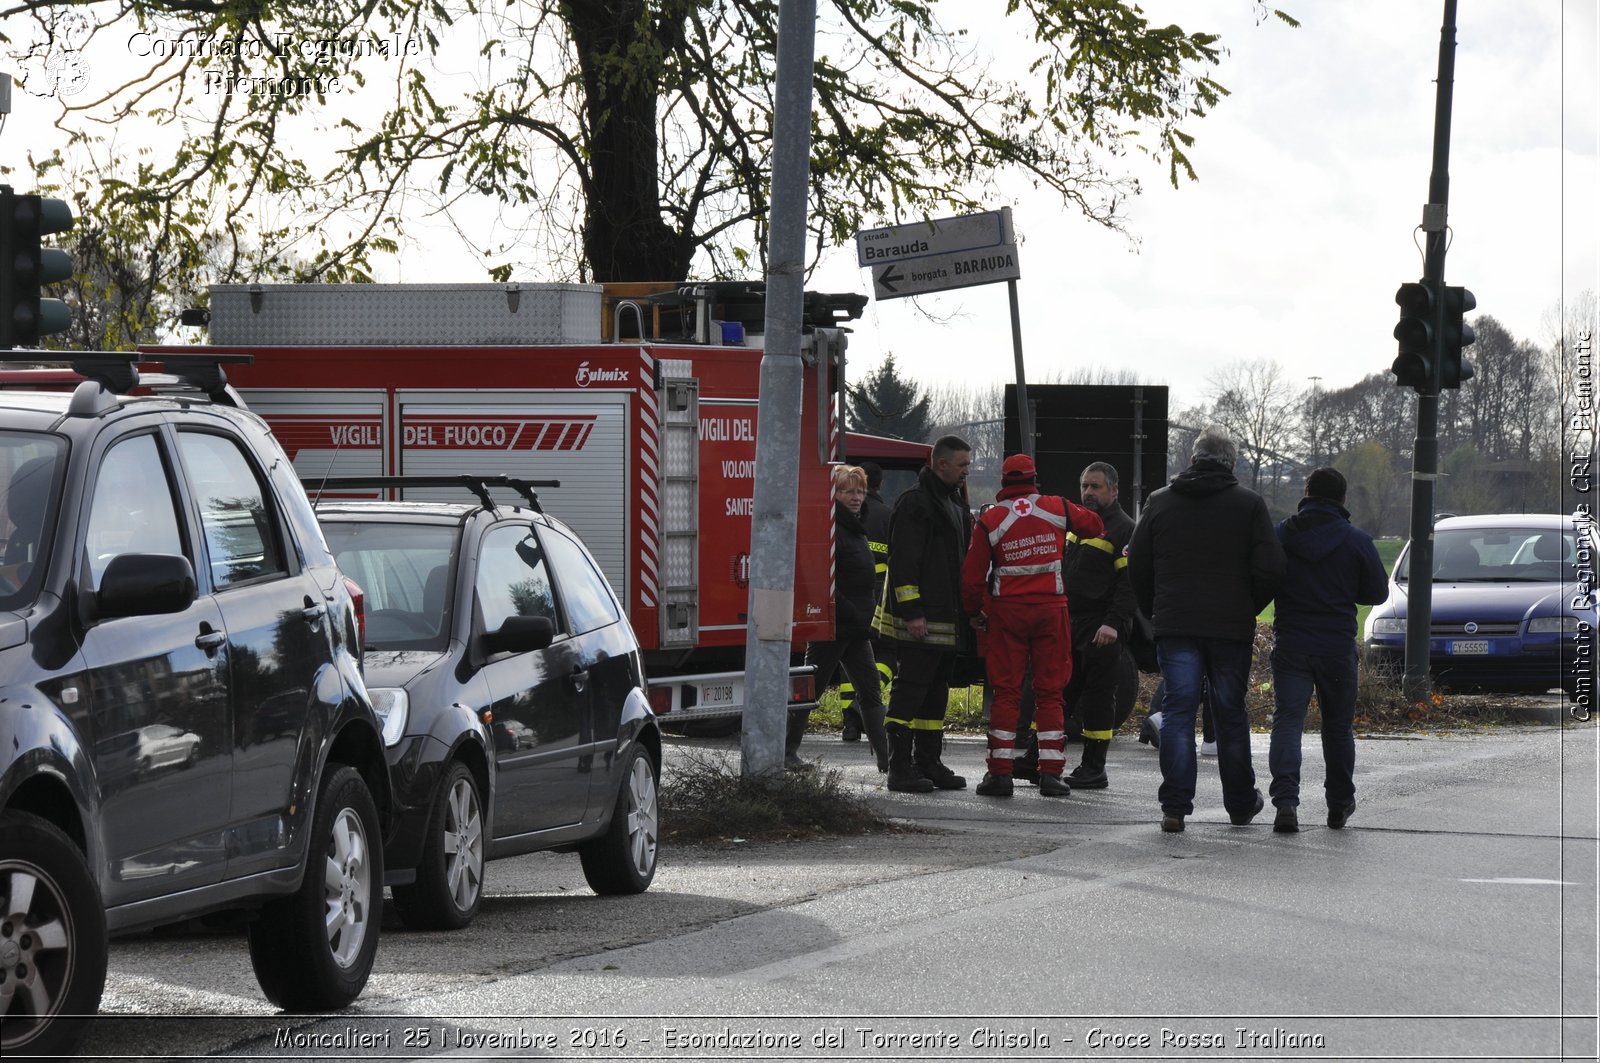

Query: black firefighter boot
<box><xmin>913</xmin><ymin>728</ymin><xmax>967</xmax><ymax>790</ymax></box>
<box><xmin>1066</xmin><ymin>737</ymin><xmax>1110</xmax><ymax>790</ymax></box>
<box><xmin>885</xmin><ymin>725</ymin><xmax>934</xmax><ymax>792</ymax></box>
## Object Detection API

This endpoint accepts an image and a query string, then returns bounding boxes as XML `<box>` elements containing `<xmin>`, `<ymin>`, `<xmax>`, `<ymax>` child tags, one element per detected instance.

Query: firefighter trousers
<box><xmin>885</xmin><ymin>643</ymin><xmax>956</xmax><ymax>733</ymax></box>
<box><xmin>985</xmin><ymin>601</ymin><xmax>1071</xmax><ymax>776</ymax></box>
<box><xmin>1064</xmin><ymin>629</ymin><xmax>1123</xmax><ymax>741</ymax></box>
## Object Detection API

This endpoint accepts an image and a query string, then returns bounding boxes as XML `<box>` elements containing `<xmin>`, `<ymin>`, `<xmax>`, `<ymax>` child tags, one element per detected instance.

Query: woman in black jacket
<box><xmin>789</xmin><ymin>465</ymin><xmax>889</xmax><ymax>771</ymax></box>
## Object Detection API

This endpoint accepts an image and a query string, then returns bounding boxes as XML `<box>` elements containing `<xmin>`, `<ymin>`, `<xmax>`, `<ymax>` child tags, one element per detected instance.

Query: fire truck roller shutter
<box><xmin>394</xmin><ymin>392</ymin><xmax>631</xmax><ymax>593</ymax></box>
<box><xmin>233</xmin><ymin>391</ymin><xmax>389</xmax><ymax>484</ymax></box>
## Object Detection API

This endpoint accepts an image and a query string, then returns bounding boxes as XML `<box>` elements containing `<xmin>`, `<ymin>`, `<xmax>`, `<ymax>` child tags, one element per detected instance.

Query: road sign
<box><xmin>857</xmin><ymin>208</ymin><xmax>1021</xmax><ymax>301</ymax></box>
<box><xmin>870</xmin><ymin>244</ymin><xmax>1021</xmax><ymax>301</ymax></box>
<box><xmin>856</xmin><ymin>209</ymin><xmax>1013</xmax><ymax>267</ymax></box>
<box><xmin>856</xmin><ymin>207</ymin><xmax>1032</xmax><ymax>451</ymax></box>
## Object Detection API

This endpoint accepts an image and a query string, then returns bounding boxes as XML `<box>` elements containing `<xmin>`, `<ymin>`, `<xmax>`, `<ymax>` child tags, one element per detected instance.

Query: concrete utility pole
<box><xmin>1402</xmin><ymin>0</ymin><xmax>1462</xmax><ymax>703</ymax></box>
<box><xmin>741</xmin><ymin>0</ymin><xmax>817</xmax><ymax>776</ymax></box>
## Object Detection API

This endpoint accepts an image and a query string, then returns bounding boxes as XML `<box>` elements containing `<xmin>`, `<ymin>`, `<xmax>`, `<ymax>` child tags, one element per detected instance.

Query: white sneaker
<box><xmin>1200</xmin><ymin>740</ymin><xmax>1218</xmax><ymax>757</ymax></box>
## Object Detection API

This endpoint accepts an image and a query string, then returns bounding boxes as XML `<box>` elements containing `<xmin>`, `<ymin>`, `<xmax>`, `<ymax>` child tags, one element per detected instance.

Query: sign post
<box><xmin>855</xmin><ymin>207</ymin><xmax>1033</xmax><ymax>456</ymax></box>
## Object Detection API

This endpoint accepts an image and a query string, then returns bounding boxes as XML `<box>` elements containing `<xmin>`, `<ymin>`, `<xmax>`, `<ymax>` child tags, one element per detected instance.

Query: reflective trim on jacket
<box><xmin>873</xmin><ymin>466</ymin><xmax>972</xmax><ymax>648</ymax></box>
<box><xmin>962</xmin><ymin>489</ymin><xmax>1103</xmax><ymax>611</ymax></box>
<box><xmin>1064</xmin><ymin>501</ymin><xmax>1137</xmax><ymax>633</ymax></box>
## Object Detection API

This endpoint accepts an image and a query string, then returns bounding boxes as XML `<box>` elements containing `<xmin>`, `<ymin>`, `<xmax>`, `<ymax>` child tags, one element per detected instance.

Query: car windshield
<box><xmin>322</xmin><ymin>521</ymin><xmax>458</xmax><ymax>650</ymax></box>
<box><xmin>1397</xmin><ymin>526</ymin><xmax>1576</xmax><ymax>583</ymax></box>
<box><xmin>1</xmin><ymin>432</ymin><xmax>67</xmax><ymax>611</ymax></box>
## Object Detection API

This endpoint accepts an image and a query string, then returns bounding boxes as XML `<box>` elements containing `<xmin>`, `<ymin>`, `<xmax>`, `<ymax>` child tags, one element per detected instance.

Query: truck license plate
<box><xmin>1448</xmin><ymin>640</ymin><xmax>1489</xmax><ymax>655</ymax></box>
<box><xmin>700</xmin><ymin>682</ymin><xmax>736</xmax><ymax>706</ymax></box>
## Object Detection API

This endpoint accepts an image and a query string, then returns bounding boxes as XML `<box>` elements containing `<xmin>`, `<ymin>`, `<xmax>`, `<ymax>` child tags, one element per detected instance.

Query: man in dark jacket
<box><xmin>1061</xmin><ymin>461</ymin><xmax>1139</xmax><ymax>789</ymax></box>
<box><xmin>1128</xmin><ymin>426</ymin><xmax>1286</xmax><ymax>833</ymax></box>
<box><xmin>876</xmin><ymin>436</ymin><xmax>974</xmax><ymax>793</ymax></box>
<box><xmin>1268</xmin><ymin>468</ymin><xmax>1388</xmax><ymax>832</ymax></box>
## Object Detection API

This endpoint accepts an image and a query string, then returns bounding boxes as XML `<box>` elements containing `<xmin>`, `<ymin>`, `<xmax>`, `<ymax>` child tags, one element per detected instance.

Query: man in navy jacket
<box><xmin>1269</xmin><ymin>467</ymin><xmax>1389</xmax><ymax>832</ymax></box>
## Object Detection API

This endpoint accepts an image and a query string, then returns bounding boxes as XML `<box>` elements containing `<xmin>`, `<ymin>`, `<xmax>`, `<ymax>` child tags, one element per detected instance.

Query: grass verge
<box><xmin>661</xmin><ymin>748</ymin><xmax>896</xmax><ymax>845</ymax></box>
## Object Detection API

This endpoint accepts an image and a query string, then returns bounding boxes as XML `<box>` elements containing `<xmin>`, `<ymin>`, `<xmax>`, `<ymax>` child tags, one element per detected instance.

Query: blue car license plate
<box><xmin>1448</xmin><ymin>640</ymin><xmax>1490</xmax><ymax>655</ymax></box>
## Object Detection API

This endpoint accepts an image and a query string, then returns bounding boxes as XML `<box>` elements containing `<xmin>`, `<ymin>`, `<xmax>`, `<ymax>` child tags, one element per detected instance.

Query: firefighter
<box><xmin>1060</xmin><ymin>461</ymin><xmax>1139</xmax><ymax>789</ymax></box>
<box><xmin>962</xmin><ymin>454</ymin><xmax>1103</xmax><ymax>797</ymax></box>
<box><xmin>875</xmin><ymin>436</ymin><xmax>975</xmax><ymax>793</ymax></box>
<box><xmin>840</xmin><ymin>461</ymin><xmax>895</xmax><ymax>745</ymax></box>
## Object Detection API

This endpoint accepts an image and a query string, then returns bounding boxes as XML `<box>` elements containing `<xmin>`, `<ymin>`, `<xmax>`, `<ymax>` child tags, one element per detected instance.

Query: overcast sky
<box><xmin>813</xmin><ymin>0</ymin><xmax>1598</xmax><ymax>413</ymax></box>
<box><xmin>5</xmin><ymin>1</ymin><xmax>1596</xmax><ymax>417</ymax></box>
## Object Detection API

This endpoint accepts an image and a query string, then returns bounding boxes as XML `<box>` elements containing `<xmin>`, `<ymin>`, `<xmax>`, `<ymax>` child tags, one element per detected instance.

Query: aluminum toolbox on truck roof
<box><xmin>208</xmin><ymin>283</ymin><xmax>604</xmax><ymax>346</ymax></box>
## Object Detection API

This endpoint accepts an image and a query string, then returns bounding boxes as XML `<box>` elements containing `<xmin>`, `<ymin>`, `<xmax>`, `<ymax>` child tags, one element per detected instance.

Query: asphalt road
<box><xmin>77</xmin><ymin>716</ymin><xmax>1597</xmax><ymax>1063</ymax></box>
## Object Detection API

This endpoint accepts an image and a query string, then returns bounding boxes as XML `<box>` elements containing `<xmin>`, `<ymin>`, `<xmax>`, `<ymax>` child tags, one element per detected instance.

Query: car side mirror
<box><xmin>96</xmin><ymin>553</ymin><xmax>198</xmax><ymax>619</ymax></box>
<box><xmin>480</xmin><ymin>614</ymin><xmax>555</xmax><ymax>656</ymax></box>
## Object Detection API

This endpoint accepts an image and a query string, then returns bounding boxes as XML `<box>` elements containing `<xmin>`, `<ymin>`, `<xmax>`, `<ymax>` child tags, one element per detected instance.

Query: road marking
<box><xmin>1458</xmin><ymin>877</ymin><xmax>1577</xmax><ymax>885</ymax></box>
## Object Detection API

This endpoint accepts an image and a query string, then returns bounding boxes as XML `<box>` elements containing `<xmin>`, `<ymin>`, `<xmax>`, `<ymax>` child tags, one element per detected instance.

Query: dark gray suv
<box><xmin>0</xmin><ymin>354</ymin><xmax>391</xmax><ymax>1056</ymax></box>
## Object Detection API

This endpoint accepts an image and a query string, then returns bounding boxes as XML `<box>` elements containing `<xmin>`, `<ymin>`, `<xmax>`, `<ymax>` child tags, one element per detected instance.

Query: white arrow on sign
<box><xmin>872</xmin><ymin>243</ymin><xmax>1020</xmax><ymax>301</ymax></box>
<box><xmin>856</xmin><ymin>209</ymin><xmax>1014</xmax><ymax>267</ymax></box>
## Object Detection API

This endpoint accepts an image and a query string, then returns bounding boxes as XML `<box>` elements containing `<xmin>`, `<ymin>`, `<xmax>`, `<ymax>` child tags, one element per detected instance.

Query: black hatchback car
<box><xmin>0</xmin><ymin>355</ymin><xmax>391</xmax><ymax>1055</ymax></box>
<box><xmin>306</xmin><ymin>476</ymin><xmax>661</xmax><ymax>930</ymax></box>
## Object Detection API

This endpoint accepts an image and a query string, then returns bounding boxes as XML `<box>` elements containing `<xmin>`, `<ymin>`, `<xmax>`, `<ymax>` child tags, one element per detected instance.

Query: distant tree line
<box><xmin>847</xmin><ymin>299</ymin><xmax>1590</xmax><ymax>534</ymax></box>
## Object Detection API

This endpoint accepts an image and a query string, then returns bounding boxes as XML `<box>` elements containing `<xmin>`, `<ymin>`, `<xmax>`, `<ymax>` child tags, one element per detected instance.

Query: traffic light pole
<box><xmin>1402</xmin><ymin>0</ymin><xmax>1461</xmax><ymax>703</ymax></box>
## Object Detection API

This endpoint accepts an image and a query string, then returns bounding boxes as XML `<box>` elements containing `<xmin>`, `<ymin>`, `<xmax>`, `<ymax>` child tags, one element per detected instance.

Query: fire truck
<box><xmin>146</xmin><ymin>281</ymin><xmax>930</xmax><ymax>724</ymax></box>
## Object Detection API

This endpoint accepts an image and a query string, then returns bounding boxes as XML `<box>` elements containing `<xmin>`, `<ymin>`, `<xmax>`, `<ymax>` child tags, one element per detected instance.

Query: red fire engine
<box><xmin>146</xmin><ymin>281</ymin><xmax>929</xmax><ymax>723</ymax></box>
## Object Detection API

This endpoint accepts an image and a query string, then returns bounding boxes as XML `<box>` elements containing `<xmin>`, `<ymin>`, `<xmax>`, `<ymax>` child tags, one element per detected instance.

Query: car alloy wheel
<box><xmin>623</xmin><ymin>754</ymin><xmax>659</xmax><ymax>879</ymax></box>
<box><xmin>247</xmin><ymin>766</ymin><xmax>382</xmax><ymax>1010</ymax></box>
<box><xmin>578</xmin><ymin>745</ymin><xmax>659</xmax><ymax>895</ymax></box>
<box><xmin>0</xmin><ymin>812</ymin><xmax>107</xmax><ymax>1057</ymax></box>
<box><xmin>392</xmin><ymin>761</ymin><xmax>486</xmax><ymax>931</ymax></box>
<box><xmin>322</xmin><ymin>804</ymin><xmax>374</xmax><ymax>968</ymax></box>
<box><xmin>440</xmin><ymin>772</ymin><xmax>485</xmax><ymax>915</ymax></box>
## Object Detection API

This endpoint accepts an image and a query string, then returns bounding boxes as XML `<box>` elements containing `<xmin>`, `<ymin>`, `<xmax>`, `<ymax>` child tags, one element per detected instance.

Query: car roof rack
<box><xmin>302</xmin><ymin>475</ymin><xmax>560</xmax><ymax>514</ymax></box>
<box><xmin>0</xmin><ymin>349</ymin><xmax>254</xmax><ymax>416</ymax></box>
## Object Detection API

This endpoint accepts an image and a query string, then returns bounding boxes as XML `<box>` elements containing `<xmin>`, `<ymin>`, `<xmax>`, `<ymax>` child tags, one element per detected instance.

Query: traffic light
<box><xmin>1440</xmin><ymin>284</ymin><xmax>1476</xmax><ymax>389</ymax></box>
<box><xmin>1391</xmin><ymin>279</ymin><xmax>1437</xmax><ymax>391</ymax></box>
<box><xmin>1</xmin><ymin>187</ymin><xmax>76</xmax><ymax>348</ymax></box>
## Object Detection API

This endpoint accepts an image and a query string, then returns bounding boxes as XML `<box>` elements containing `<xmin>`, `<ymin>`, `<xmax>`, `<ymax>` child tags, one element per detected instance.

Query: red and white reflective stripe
<box><xmin>995</xmin><ymin>562</ymin><xmax>1061</xmax><ymax>576</ymax></box>
<box><xmin>828</xmin><ymin>399</ymin><xmax>838</xmax><ymax>601</ymax></box>
<box><xmin>987</xmin><ymin>495</ymin><xmax>1065</xmax><ymax>545</ymax></box>
<box><xmin>829</xmin><ymin>505</ymin><xmax>836</xmax><ymax>600</ymax></box>
<box><xmin>636</xmin><ymin>351</ymin><xmax>660</xmax><ymax>608</ymax></box>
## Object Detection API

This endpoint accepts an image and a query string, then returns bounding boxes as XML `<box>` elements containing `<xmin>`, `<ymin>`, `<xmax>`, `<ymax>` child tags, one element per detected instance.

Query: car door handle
<box><xmin>568</xmin><ymin>668</ymin><xmax>589</xmax><ymax>693</ymax></box>
<box><xmin>195</xmin><ymin>626</ymin><xmax>226</xmax><ymax>653</ymax></box>
<box><xmin>301</xmin><ymin>598</ymin><xmax>327</xmax><ymax>622</ymax></box>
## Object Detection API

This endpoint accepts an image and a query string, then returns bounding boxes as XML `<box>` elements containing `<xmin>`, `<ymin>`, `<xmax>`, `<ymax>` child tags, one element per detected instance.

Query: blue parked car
<box><xmin>1363</xmin><ymin>513</ymin><xmax>1596</xmax><ymax>696</ymax></box>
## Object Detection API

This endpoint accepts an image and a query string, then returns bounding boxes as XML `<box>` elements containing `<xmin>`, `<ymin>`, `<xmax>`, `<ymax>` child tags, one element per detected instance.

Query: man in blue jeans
<box><xmin>1128</xmin><ymin>426</ymin><xmax>1285</xmax><ymax>833</ymax></box>
<box><xmin>1268</xmin><ymin>468</ymin><xmax>1389</xmax><ymax>832</ymax></box>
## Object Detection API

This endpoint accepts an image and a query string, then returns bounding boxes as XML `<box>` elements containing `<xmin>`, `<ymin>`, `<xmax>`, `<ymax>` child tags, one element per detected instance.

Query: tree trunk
<box><xmin>564</xmin><ymin>1</ymin><xmax>695</xmax><ymax>282</ymax></box>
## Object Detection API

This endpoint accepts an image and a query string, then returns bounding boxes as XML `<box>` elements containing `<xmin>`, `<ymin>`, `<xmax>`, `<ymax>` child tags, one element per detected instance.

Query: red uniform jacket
<box><xmin>962</xmin><ymin>485</ymin><xmax>1104</xmax><ymax>612</ymax></box>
